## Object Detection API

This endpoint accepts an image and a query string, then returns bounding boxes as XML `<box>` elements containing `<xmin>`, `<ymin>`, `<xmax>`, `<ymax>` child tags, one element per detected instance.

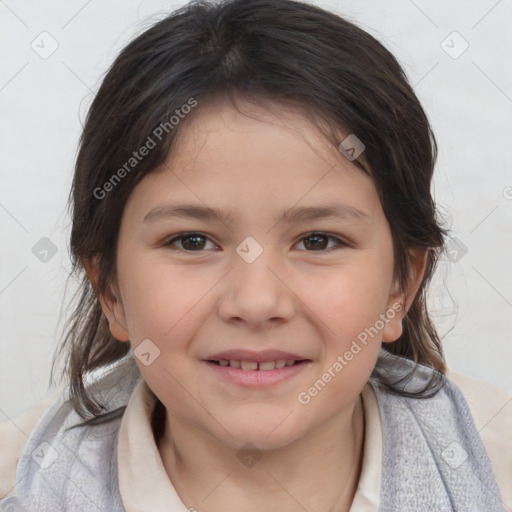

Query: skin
<box><xmin>86</xmin><ymin>97</ymin><xmax>428</xmax><ymax>512</ymax></box>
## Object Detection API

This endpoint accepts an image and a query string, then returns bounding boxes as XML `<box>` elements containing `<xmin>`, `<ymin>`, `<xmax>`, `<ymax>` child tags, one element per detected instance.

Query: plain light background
<box><xmin>1</xmin><ymin>0</ymin><xmax>511</xmax><ymax>421</ymax></box>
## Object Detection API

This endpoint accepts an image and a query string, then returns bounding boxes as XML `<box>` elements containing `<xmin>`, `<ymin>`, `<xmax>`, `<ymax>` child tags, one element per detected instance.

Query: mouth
<box><xmin>207</xmin><ymin>359</ymin><xmax>309</xmax><ymax>370</ymax></box>
<box><xmin>203</xmin><ymin>358</ymin><xmax>312</xmax><ymax>387</ymax></box>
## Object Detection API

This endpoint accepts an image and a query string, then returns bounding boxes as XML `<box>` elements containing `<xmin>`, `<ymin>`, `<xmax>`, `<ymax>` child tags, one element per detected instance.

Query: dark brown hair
<box><xmin>51</xmin><ymin>0</ymin><xmax>450</xmax><ymax>423</ymax></box>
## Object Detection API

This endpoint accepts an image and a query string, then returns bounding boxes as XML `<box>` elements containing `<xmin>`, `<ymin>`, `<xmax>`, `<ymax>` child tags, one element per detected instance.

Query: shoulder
<box><xmin>370</xmin><ymin>351</ymin><xmax>511</xmax><ymax>509</ymax></box>
<box><xmin>1</xmin><ymin>354</ymin><xmax>141</xmax><ymax>502</ymax></box>
<box><xmin>446</xmin><ymin>367</ymin><xmax>512</xmax><ymax>510</ymax></box>
<box><xmin>0</xmin><ymin>391</ymin><xmax>60</xmax><ymax>498</ymax></box>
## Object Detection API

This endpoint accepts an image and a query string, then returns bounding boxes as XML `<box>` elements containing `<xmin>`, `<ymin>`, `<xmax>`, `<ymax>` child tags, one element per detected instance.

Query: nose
<box><xmin>216</xmin><ymin>248</ymin><xmax>296</xmax><ymax>330</ymax></box>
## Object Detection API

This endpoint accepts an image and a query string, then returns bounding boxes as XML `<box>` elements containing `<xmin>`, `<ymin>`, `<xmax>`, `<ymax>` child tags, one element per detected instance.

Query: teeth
<box><xmin>240</xmin><ymin>360</ymin><xmax>258</xmax><ymax>371</ymax></box>
<box><xmin>214</xmin><ymin>359</ymin><xmax>299</xmax><ymax>370</ymax></box>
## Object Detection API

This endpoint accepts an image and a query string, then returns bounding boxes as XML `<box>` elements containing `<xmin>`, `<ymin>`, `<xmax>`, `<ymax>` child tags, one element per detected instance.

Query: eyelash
<box><xmin>163</xmin><ymin>231</ymin><xmax>349</xmax><ymax>253</ymax></box>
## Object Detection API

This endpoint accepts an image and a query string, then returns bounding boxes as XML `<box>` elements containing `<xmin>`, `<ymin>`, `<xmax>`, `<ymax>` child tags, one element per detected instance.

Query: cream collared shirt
<box><xmin>117</xmin><ymin>379</ymin><xmax>381</xmax><ymax>511</ymax></box>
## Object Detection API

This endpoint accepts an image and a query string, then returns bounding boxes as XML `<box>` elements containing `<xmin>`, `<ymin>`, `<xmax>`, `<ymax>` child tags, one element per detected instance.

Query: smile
<box><xmin>210</xmin><ymin>359</ymin><xmax>304</xmax><ymax>370</ymax></box>
<box><xmin>203</xmin><ymin>359</ymin><xmax>312</xmax><ymax>387</ymax></box>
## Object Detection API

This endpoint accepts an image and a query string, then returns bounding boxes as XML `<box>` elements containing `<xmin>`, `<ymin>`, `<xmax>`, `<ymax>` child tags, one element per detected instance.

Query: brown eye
<box><xmin>165</xmin><ymin>232</ymin><xmax>216</xmax><ymax>251</ymax></box>
<box><xmin>299</xmin><ymin>233</ymin><xmax>347</xmax><ymax>252</ymax></box>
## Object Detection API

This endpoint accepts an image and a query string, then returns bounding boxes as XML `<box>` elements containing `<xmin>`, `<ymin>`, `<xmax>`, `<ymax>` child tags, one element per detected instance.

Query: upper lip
<box><xmin>204</xmin><ymin>349</ymin><xmax>309</xmax><ymax>363</ymax></box>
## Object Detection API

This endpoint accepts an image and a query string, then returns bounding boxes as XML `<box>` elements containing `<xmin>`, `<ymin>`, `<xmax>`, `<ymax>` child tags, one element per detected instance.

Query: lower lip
<box><xmin>203</xmin><ymin>360</ymin><xmax>311</xmax><ymax>387</ymax></box>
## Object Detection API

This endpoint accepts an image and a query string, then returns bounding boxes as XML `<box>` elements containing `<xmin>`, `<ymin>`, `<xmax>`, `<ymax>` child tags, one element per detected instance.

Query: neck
<box><xmin>157</xmin><ymin>395</ymin><xmax>365</xmax><ymax>512</ymax></box>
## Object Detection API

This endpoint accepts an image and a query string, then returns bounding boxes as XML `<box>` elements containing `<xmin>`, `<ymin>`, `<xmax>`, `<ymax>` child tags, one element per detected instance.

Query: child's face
<box><xmin>103</xmin><ymin>98</ymin><xmax>413</xmax><ymax>449</ymax></box>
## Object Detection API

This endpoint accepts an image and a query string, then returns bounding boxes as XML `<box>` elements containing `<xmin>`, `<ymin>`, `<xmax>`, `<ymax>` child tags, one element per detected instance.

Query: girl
<box><xmin>1</xmin><ymin>0</ymin><xmax>510</xmax><ymax>510</ymax></box>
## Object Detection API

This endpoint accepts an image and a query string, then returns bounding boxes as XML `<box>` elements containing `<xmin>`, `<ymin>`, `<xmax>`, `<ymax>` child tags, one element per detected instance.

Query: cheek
<box><xmin>117</xmin><ymin>255</ymin><xmax>201</xmax><ymax>342</ymax></box>
<box><xmin>310</xmin><ymin>260</ymin><xmax>392</xmax><ymax>340</ymax></box>
<box><xmin>299</xmin><ymin>267</ymin><xmax>387</xmax><ymax>409</ymax></box>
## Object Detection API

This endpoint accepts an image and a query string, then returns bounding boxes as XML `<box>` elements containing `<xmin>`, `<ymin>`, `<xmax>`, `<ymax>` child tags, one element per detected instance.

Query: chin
<box><xmin>212</xmin><ymin>417</ymin><xmax>303</xmax><ymax>452</ymax></box>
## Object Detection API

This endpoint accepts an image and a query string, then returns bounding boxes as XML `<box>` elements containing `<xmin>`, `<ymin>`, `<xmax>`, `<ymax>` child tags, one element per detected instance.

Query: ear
<box><xmin>83</xmin><ymin>257</ymin><xmax>130</xmax><ymax>342</ymax></box>
<box><xmin>382</xmin><ymin>248</ymin><xmax>429</xmax><ymax>344</ymax></box>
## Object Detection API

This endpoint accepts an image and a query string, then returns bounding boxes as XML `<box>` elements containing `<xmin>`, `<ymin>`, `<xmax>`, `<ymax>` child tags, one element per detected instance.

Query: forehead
<box><xmin>124</xmin><ymin>97</ymin><xmax>382</xmax><ymax>225</ymax></box>
<box><xmin>171</xmin><ymin>96</ymin><xmax>348</xmax><ymax>170</ymax></box>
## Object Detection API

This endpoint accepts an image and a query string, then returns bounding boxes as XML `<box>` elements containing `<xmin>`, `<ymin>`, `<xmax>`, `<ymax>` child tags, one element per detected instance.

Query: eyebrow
<box><xmin>143</xmin><ymin>202</ymin><xmax>371</xmax><ymax>226</ymax></box>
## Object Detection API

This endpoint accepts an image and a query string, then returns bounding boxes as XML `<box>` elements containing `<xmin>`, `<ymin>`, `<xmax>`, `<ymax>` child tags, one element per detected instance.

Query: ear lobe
<box><xmin>83</xmin><ymin>257</ymin><xmax>130</xmax><ymax>342</ymax></box>
<box><xmin>382</xmin><ymin>248</ymin><xmax>429</xmax><ymax>344</ymax></box>
<box><xmin>84</xmin><ymin>257</ymin><xmax>99</xmax><ymax>293</ymax></box>
<box><xmin>381</xmin><ymin>296</ymin><xmax>405</xmax><ymax>344</ymax></box>
<box><xmin>403</xmin><ymin>248</ymin><xmax>429</xmax><ymax>313</ymax></box>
